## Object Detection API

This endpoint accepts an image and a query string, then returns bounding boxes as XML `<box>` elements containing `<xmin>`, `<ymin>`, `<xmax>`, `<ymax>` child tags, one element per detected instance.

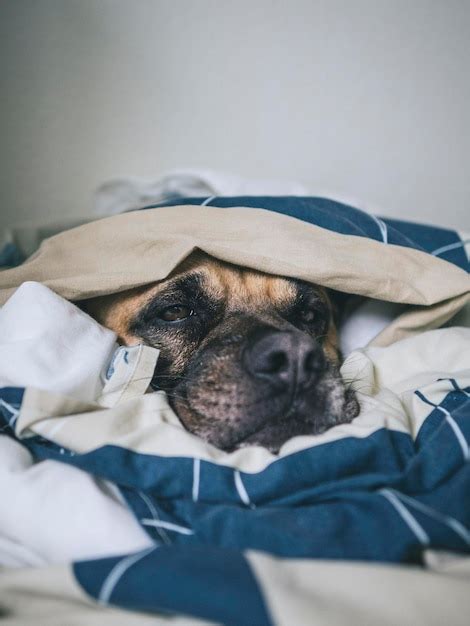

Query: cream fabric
<box><xmin>0</xmin><ymin>206</ymin><xmax>469</xmax><ymax>346</ymax></box>
<box><xmin>248</xmin><ymin>551</ymin><xmax>470</xmax><ymax>626</ymax></box>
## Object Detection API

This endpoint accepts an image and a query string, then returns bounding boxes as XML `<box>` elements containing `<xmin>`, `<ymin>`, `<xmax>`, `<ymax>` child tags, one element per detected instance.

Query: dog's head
<box><xmin>84</xmin><ymin>251</ymin><xmax>359</xmax><ymax>452</ymax></box>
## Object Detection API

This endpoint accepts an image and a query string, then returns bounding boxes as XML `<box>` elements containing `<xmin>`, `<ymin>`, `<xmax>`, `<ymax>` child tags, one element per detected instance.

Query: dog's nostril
<box><xmin>303</xmin><ymin>350</ymin><xmax>322</xmax><ymax>374</ymax></box>
<box><xmin>297</xmin><ymin>349</ymin><xmax>324</xmax><ymax>388</ymax></box>
<box><xmin>260</xmin><ymin>350</ymin><xmax>289</xmax><ymax>375</ymax></box>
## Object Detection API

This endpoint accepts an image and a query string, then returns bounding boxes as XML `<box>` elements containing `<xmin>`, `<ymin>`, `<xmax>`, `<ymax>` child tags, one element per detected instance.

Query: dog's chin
<box><xmin>238</xmin><ymin>388</ymin><xmax>360</xmax><ymax>452</ymax></box>
<box><xmin>169</xmin><ymin>385</ymin><xmax>360</xmax><ymax>454</ymax></box>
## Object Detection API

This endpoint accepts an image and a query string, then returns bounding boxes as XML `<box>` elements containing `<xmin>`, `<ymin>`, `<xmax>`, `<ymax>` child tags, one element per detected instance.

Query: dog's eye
<box><xmin>158</xmin><ymin>305</ymin><xmax>194</xmax><ymax>322</ymax></box>
<box><xmin>300</xmin><ymin>309</ymin><xmax>315</xmax><ymax>323</ymax></box>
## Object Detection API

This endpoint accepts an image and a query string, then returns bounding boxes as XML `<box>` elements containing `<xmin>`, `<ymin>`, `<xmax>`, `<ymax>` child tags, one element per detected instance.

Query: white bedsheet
<box><xmin>0</xmin><ymin>283</ymin><xmax>154</xmax><ymax>567</ymax></box>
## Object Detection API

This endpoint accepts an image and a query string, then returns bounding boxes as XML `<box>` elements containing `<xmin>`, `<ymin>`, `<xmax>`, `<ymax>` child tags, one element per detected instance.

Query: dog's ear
<box><xmin>78</xmin><ymin>296</ymin><xmax>108</xmax><ymax>325</ymax></box>
<box><xmin>78</xmin><ymin>289</ymin><xmax>149</xmax><ymax>345</ymax></box>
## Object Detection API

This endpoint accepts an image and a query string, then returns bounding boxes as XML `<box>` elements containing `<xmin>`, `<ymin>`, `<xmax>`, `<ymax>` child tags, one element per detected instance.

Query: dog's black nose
<box><xmin>243</xmin><ymin>329</ymin><xmax>325</xmax><ymax>391</ymax></box>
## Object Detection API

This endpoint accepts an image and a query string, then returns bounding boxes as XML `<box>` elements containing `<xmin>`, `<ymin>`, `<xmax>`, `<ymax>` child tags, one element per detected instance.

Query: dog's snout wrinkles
<box><xmin>244</xmin><ymin>329</ymin><xmax>324</xmax><ymax>391</ymax></box>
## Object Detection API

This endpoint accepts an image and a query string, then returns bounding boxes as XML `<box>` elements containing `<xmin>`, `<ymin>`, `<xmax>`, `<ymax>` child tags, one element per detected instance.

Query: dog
<box><xmin>82</xmin><ymin>250</ymin><xmax>359</xmax><ymax>452</ymax></box>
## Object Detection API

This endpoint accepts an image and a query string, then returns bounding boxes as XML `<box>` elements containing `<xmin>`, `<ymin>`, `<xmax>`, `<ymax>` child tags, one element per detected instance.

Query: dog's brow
<box><xmin>292</xmin><ymin>280</ymin><xmax>324</xmax><ymax>304</ymax></box>
<box><xmin>159</xmin><ymin>272</ymin><xmax>205</xmax><ymax>296</ymax></box>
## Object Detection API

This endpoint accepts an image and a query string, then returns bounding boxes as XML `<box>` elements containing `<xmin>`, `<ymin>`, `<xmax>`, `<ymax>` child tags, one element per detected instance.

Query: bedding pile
<box><xmin>0</xmin><ymin>198</ymin><xmax>469</xmax><ymax>625</ymax></box>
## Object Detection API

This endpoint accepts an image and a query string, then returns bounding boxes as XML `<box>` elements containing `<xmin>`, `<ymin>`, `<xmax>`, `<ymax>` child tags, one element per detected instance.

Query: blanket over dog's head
<box><xmin>0</xmin><ymin>205</ymin><xmax>469</xmax><ymax>347</ymax></box>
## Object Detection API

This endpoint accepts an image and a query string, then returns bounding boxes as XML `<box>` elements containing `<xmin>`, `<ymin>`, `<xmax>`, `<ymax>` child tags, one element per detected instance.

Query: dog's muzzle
<box><xmin>167</xmin><ymin>325</ymin><xmax>359</xmax><ymax>452</ymax></box>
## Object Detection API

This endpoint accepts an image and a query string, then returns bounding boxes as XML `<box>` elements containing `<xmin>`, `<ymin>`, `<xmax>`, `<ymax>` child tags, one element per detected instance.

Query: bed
<box><xmin>0</xmin><ymin>197</ymin><xmax>469</xmax><ymax>625</ymax></box>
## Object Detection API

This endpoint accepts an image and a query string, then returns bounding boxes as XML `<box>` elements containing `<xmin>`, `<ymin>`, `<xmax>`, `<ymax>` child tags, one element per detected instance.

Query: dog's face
<box><xmin>84</xmin><ymin>251</ymin><xmax>359</xmax><ymax>452</ymax></box>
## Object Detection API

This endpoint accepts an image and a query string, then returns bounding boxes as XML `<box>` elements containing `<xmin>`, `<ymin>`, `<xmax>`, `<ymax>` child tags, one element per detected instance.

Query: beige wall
<box><xmin>1</xmin><ymin>0</ymin><xmax>469</xmax><ymax>230</ymax></box>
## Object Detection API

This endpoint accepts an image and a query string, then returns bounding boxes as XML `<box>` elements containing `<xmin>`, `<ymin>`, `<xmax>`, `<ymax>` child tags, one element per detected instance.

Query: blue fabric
<box><xmin>0</xmin><ymin>242</ymin><xmax>24</xmax><ymax>269</ymax></box>
<box><xmin>1</xmin><ymin>389</ymin><xmax>469</xmax><ymax>563</ymax></box>
<box><xmin>74</xmin><ymin>545</ymin><xmax>271</xmax><ymax>626</ymax></box>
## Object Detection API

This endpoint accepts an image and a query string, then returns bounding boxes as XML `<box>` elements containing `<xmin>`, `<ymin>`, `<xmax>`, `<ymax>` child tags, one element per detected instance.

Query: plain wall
<box><xmin>1</xmin><ymin>0</ymin><xmax>469</xmax><ymax>230</ymax></box>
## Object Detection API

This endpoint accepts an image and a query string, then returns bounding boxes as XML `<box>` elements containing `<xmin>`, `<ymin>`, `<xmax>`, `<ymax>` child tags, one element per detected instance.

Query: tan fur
<box><xmin>83</xmin><ymin>250</ymin><xmax>339</xmax><ymax>359</ymax></box>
